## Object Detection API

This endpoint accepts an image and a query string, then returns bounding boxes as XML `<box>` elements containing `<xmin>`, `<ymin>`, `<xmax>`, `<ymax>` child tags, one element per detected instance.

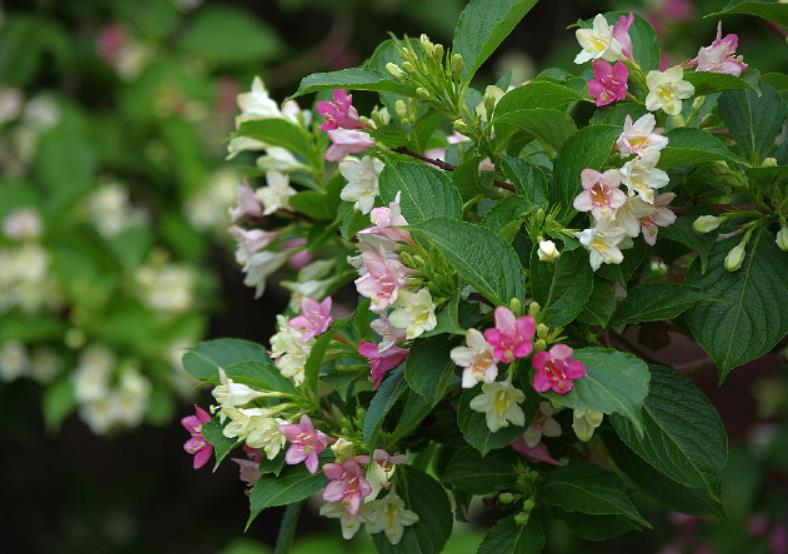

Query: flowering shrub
<box><xmin>181</xmin><ymin>0</ymin><xmax>787</xmax><ymax>551</ymax></box>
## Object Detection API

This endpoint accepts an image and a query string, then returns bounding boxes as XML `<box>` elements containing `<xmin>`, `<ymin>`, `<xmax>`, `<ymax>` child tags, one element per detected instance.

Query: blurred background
<box><xmin>0</xmin><ymin>0</ymin><xmax>786</xmax><ymax>552</ymax></box>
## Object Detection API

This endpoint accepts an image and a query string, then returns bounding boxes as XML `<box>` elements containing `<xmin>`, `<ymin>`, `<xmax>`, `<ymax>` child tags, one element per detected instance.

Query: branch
<box><xmin>393</xmin><ymin>147</ymin><xmax>516</xmax><ymax>192</ymax></box>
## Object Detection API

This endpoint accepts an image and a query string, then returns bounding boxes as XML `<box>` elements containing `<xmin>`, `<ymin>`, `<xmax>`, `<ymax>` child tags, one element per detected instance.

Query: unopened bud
<box><xmin>692</xmin><ymin>215</ymin><xmax>722</xmax><ymax>234</ymax></box>
<box><xmin>65</xmin><ymin>328</ymin><xmax>86</xmax><ymax>349</ymax></box>
<box><xmin>401</xmin><ymin>61</ymin><xmax>416</xmax><ymax>75</ymax></box>
<box><xmin>416</xmin><ymin>87</ymin><xmax>431</xmax><ymax>101</ymax></box>
<box><xmin>776</xmin><ymin>227</ymin><xmax>788</xmax><ymax>252</ymax></box>
<box><xmin>534</xmin><ymin>339</ymin><xmax>547</xmax><ymax>352</ymax></box>
<box><xmin>762</xmin><ymin>157</ymin><xmax>777</xmax><ymax>168</ymax></box>
<box><xmin>432</xmin><ymin>43</ymin><xmax>444</xmax><ymax>61</ymax></box>
<box><xmin>452</xmin><ymin>118</ymin><xmax>469</xmax><ymax>134</ymax></box>
<box><xmin>724</xmin><ymin>242</ymin><xmax>746</xmax><ymax>272</ymax></box>
<box><xmin>451</xmin><ymin>53</ymin><xmax>464</xmax><ymax>76</ymax></box>
<box><xmin>537</xmin><ymin>239</ymin><xmax>560</xmax><ymax>262</ymax></box>
<box><xmin>535</xmin><ymin>208</ymin><xmax>545</xmax><ymax>226</ymax></box>
<box><xmin>509</xmin><ymin>297</ymin><xmax>522</xmax><ymax>316</ymax></box>
<box><xmin>331</xmin><ymin>438</ymin><xmax>354</xmax><ymax>462</ymax></box>
<box><xmin>536</xmin><ymin>323</ymin><xmax>549</xmax><ymax>339</ymax></box>
<box><xmin>395</xmin><ymin>99</ymin><xmax>408</xmax><ymax>119</ymax></box>
<box><xmin>419</xmin><ymin>34</ymin><xmax>433</xmax><ymax>53</ymax></box>
<box><xmin>522</xmin><ymin>498</ymin><xmax>536</xmax><ymax>513</ymax></box>
<box><xmin>528</xmin><ymin>301</ymin><xmax>541</xmax><ymax>317</ymax></box>
<box><xmin>385</xmin><ymin>62</ymin><xmax>405</xmax><ymax>79</ymax></box>
<box><xmin>498</xmin><ymin>492</ymin><xmax>517</xmax><ymax>504</ymax></box>
<box><xmin>513</xmin><ymin>511</ymin><xmax>529</xmax><ymax>526</ymax></box>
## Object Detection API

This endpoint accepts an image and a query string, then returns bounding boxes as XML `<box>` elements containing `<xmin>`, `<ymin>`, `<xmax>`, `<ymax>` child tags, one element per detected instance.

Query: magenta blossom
<box><xmin>358</xmin><ymin>340</ymin><xmax>409</xmax><ymax>389</ymax></box>
<box><xmin>325</xmin><ymin>129</ymin><xmax>375</xmax><ymax>162</ymax></box>
<box><xmin>354</xmin><ymin>243</ymin><xmax>410</xmax><ymax>312</ymax></box>
<box><xmin>687</xmin><ymin>22</ymin><xmax>747</xmax><ymax>77</ymax></box>
<box><xmin>572</xmin><ymin>168</ymin><xmax>627</xmax><ymax>220</ymax></box>
<box><xmin>511</xmin><ymin>436</ymin><xmax>560</xmax><ymax>466</ymax></box>
<box><xmin>588</xmin><ymin>60</ymin><xmax>629</xmax><ymax>107</ymax></box>
<box><xmin>322</xmin><ymin>460</ymin><xmax>373</xmax><ymax>515</ymax></box>
<box><xmin>289</xmin><ymin>297</ymin><xmax>333</xmax><ymax>341</ymax></box>
<box><xmin>612</xmin><ymin>13</ymin><xmax>634</xmax><ymax>60</ymax></box>
<box><xmin>483</xmin><ymin>307</ymin><xmax>536</xmax><ymax>364</ymax></box>
<box><xmin>181</xmin><ymin>405</ymin><xmax>213</xmax><ymax>470</ymax></box>
<box><xmin>280</xmin><ymin>415</ymin><xmax>334</xmax><ymax>474</ymax></box>
<box><xmin>316</xmin><ymin>89</ymin><xmax>364</xmax><ymax>131</ymax></box>
<box><xmin>532</xmin><ymin>344</ymin><xmax>586</xmax><ymax>395</ymax></box>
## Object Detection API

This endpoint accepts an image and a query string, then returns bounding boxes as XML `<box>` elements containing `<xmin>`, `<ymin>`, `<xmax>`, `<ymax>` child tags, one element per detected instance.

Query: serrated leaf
<box><xmin>292</xmin><ymin>68</ymin><xmax>412</xmax><ymax>98</ymax></box>
<box><xmin>684</xmin><ymin>231</ymin><xmax>788</xmax><ymax>379</ymax></box>
<box><xmin>683</xmin><ymin>71</ymin><xmax>755</xmax><ymax>96</ymax></box>
<box><xmin>480</xmin><ymin>195</ymin><xmax>529</xmax><ymax>239</ymax></box>
<box><xmin>494</xmin><ymin>108</ymin><xmax>578</xmax><ymax>152</ymax></box>
<box><xmin>658</xmin><ymin>128</ymin><xmax>744</xmax><ymax>168</ymax></box>
<box><xmin>442</xmin><ymin>447</ymin><xmax>517</xmax><ymax>494</ymax></box>
<box><xmin>577</xmin><ymin>277</ymin><xmax>615</xmax><ymax>328</ymax></box>
<box><xmin>611</xmin><ymin>365</ymin><xmax>728</xmax><ymax>501</ymax></box>
<box><xmin>495</xmin><ymin>80</ymin><xmax>590</xmax><ymax>119</ymax></box>
<box><xmin>660</xmin><ymin>208</ymin><xmax>716</xmax><ymax>273</ymax></box>
<box><xmin>545</xmin><ymin>347</ymin><xmax>650</xmax><ymax>434</ymax></box>
<box><xmin>404</xmin><ymin>335</ymin><xmax>457</xmax><ymax>404</ymax></box>
<box><xmin>499</xmin><ymin>156</ymin><xmax>549</xmax><ymax>208</ymax></box>
<box><xmin>202</xmin><ymin>418</ymin><xmax>240</xmax><ymax>470</ymax></box>
<box><xmin>379</xmin><ymin>161</ymin><xmax>462</xmax><ymax>223</ymax></box>
<box><xmin>457</xmin><ymin>388</ymin><xmax>524</xmax><ymax>456</ymax></box>
<box><xmin>477</xmin><ymin>512</ymin><xmax>545</xmax><ymax>554</ymax></box>
<box><xmin>540</xmin><ymin>248</ymin><xmax>595</xmax><ymax>327</ymax></box>
<box><xmin>717</xmin><ymin>82</ymin><xmax>786</xmax><ymax>164</ymax></box>
<box><xmin>363</xmin><ymin>365</ymin><xmax>408</xmax><ymax>447</ymax></box>
<box><xmin>706</xmin><ymin>0</ymin><xmax>788</xmax><ymax>27</ymax></box>
<box><xmin>611</xmin><ymin>283</ymin><xmax>709</xmax><ymax>326</ymax></box>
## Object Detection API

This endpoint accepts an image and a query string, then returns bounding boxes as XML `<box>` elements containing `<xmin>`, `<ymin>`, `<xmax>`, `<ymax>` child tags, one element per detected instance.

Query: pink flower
<box><xmin>231</xmin><ymin>445</ymin><xmax>263</xmax><ymax>488</ymax></box>
<box><xmin>588</xmin><ymin>60</ymin><xmax>629</xmax><ymax>107</ymax></box>
<box><xmin>289</xmin><ymin>297</ymin><xmax>333</xmax><ymax>341</ymax></box>
<box><xmin>532</xmin><ymin>344</ymin><xmax>586</xmax><ymax>395</ymax></box>
<box><xmin>573</xmin><ymin>168</ymin><xmax>627</xmax><ymax>220</ymax></box>
<box><xmin>511</xmin><ymin>436</ymin><xmax>560</xmax><ymax>466</ymax></box>
<box><xmin>361</xmin><ymin>193</ymin><xmax>413</xmax><ymax>244</ymax></box>
<box><xmin>230</xmin><ymin>182</ymin><xmax>263</xmax><ymax>222</ymax></box>
<box><xmin>664</xmin><ymin>0</ymin><xmax>694</xmax><ymax>21</ymax></box>
<box><xmin>639</xmin><ymin>192</ymin><xmax>676</xmax><ymax>246</ymax></box>
<box><xmin>181</xmin><ymin>405</ymin><xmax>213</xmax><ymax>470</ymax></box>
<box><xmin>280</xmin><ymin>415</ymin><xmax>334</xmax><ymax>474</ymax></box>
<box><xmin>97</xmin><ymin>24</ymin><xmax>126</xmax><ymax>64</ymax></box>
<box><xmin>354</xmin><ymin>243</ymin><xmax>410</xmax><ymax>312</ymax></box>
<box><xmin>687</xmin><ymin>22</ymin><xmax>747</xmax><ymax>77</ymax></box>
<box><xmin>370</xmin><ymin>317</ymin><xmax>407</xmax><ymax>352</ymax></box>
<box><xmin>611</xmin><ymin>13</ymin><xmax>634</xmax><ymax>60</ymax></box>
<box><xmin>316</xmin><ymin>89</ymin><xmax>364</xmax><ymax>131</ymax></box>
<box><xmin>771</xmin><ymin>523</ymin><xmax>788</xmax><ymax>554</ymax></box>
<box><xmin>372</xmin><ymin>449</ymin><xmax>408</xmax><ymax>470</ymax></box>
<box><xmin>229</xmin><ymin>226</ymin><xmax>278</xmax><ymax>264</ymax></box>
<box><xmin>325</xmin><ymin>129</ymin><xmax>375</xmax><ymax>162</ymax></box>
<box><xmin>322</xmin><ymin>460</ymin><xmax>373</xmax><ymax>515</ymax></box>
<box><xmin>283</xmin><ymin>237</ymin><xmax>311</xmax><ymax>269</ymax></box>
<box><xmin>483</xmin><ymin>307</ymin><xmax>536</xmax><ymax>364</ymax></box>
<box><xmin>359</xmin><ymin>340</ymin><xmax>409</xmax><ymax>389</ymax></box>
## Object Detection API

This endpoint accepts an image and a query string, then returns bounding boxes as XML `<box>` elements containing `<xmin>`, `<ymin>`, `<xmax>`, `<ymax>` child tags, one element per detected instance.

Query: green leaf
<box><xmin>42</xmin><ymin>377</ymin><xmax>76</xmax><ymax>433</ymax></box>
<box><xmin>235</xmin><ymin>119</ymin><xmax>314</xmax><ymax>162</ymax></box>
<box><xmin>292</xmin><ymin>68</ymin><xmax>412</xmax><ymax>98</ymax></box>
<box><xmin>552</xmin><ymin>125</ymin><xmax>620</xmax><ymax>217</ymax></box>
<box><xmin>480</xmin><ymin>196</ymin><xmax>529</xmax><ymax>239</ymax></box>
<box><xmin>371</xmin><ymin>466</ymin><xmax>453</xmax><ymax>554</ymax></box>
<box><xmin>717</xmin><ymin>82</ymin><xmax>786</xmax><ymax>164</ymax></box>
<box><xmin>412</xmin><ymin>218</ymin><xmax>525</xmax><ymax>306</ymax></box>
<box><xmin>404</xmin><ymin>335</ymin><xmax>457</xmax><ymax>404</ymax></box>
<box><xmin>379</xmin><ymin>161</ymin><xmax>462</xmax><ymax>223</ymax></box>
<box><xmin>288</xmin><ymin>191</ymin><xmax>332</xmax><ymax>221</ymax></box>
<box><xmin>658</xmin><ymin>128</ymin><xmax>744</xmax><ymax>168</ymax></box>
<box><xmin>557</xmin><ymin>511</ymin><xmax>639</xmax><ymax>541</ymax></box>
<box><xmin>611</xmin><ymin>283</ymin><xmax>709</xmax><ymax>326</ymax></box>
<box><xmin>451</xmin><ymin>0</ymin><xmax>538</xmax><ymax>82</ymax></box>
<box><xmin>202</xmin><ymin>418</ymin><xmax>240</xmax><ymax>470</ymax></box>
<box><xmin>274</xmin><ymin>501</ymin><xmax>302</xmax><ymax>554</ymax></box>
<box><xmin>442</xmin><ymin>447</ymin><xmax>517</xmax><ymax>494</ymax></box>
<box><xmin>248</xmin><ymin>456</ymin><xmax>330</xmax><ymax>529</ymax></box>
<box><xmin>540</xmin><ymin>248</ymin><xmax>595</xmax><ymax>327</ymax></box>
<box><xmin>495</xmin><ymin>80</ymin><xmax>590</xmax><ymax>119</ymax></box>
<box><xmin>684</xmin><ymin>71</ymin><xmax>755</xmax><ymax>96</ymax></box>
<box><xmin>706</xmin><ymin>0</ymin><xmax>788</xmax><ymax>27</ymax></box>
<box><xmin>457</xmin><ymin>388</ymin><xmax>524</xmax><ymax>456</ymax></box>
<box><xmin>477</xmin><ymin>512</ymin><xmax>545</xmax><ymax>554</ymax></box>
<box><xmin>542</xmin><ymin>462</ymin><xmax>650</xmax><ymax>528</ymax></box>
<box><xmin>684</xmin><ymin>231</ymin><xmax>788</xmax><ymax>379</ymax></box>
<box><xmin>34</xmin><ymin>126</ymin><xmax>95</xmax><ymax>212</ymax></box>
<box><xmin>660</xmin><ymin>208</ymin><xmax>715</xmax><ymax>273</ymax></box>
<box><xmin>499</xmin><ymin>156</ymin><xmax>549</xmax><ymax>208</ymax></box>
<box><xmin>494</xmin><ymin>108</ymin><xmax>578</xmax><ymax>152</ymax></box>
<box><xmin>363</xmin><ymin>365</ymin><xmax>408</xmax><ymax>447</ymax></box>
<box><xmin>545</xmin><ymin>347</ymin><xmax>650</xmax><ymax>434</ymax></box>
<box><xmin>611</xmin><ymin>365</ymin><xmax>728</xmax><ymax>501</ymax></box>
<box><xmin>577</xmin><ymin>278</ymin><xmax>615</xmax><ymax>328</ymax></box>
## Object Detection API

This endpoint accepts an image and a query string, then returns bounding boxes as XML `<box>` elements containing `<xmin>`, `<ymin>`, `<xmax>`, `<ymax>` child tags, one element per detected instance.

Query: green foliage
<box><xmin>477</xmin><ymin>513</ymin><xmax>545</xmax><ymax>554</ymax></box>
<box><xmin>717</xmin><ymin>83</ymin><xmax>786</xmax><ymax>164</ymax></box>
<box><xmin>378</xmin><ymin>162</ymin><xmax>462</xmax><ymax>223</ymax></box>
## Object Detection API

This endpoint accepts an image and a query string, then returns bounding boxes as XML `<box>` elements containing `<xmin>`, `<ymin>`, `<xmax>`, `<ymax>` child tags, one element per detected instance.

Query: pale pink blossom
<box><xmin>229</xmin><ymin>226</ymin><xmax>278</xmax><ymax>265</ymax></box>
<box><xmin>97</xmin><ymin>24</ymin><xmax>126</xmax><ymax>64</ymax></box>
<box><xmin>687</xmin><ymin>22</ymin><xmax>747</xmax><ymax>77</ymax></box>
<box><xmin>511</xmin><ymin>436</ymin><xmax>560</xmax><ymax>466</ymax></box>
<box><xmin>370</xmin><ymin>317</ymin><xmax>407</xmax><ymax>352</ymax></box>
<box><xmin>322</xmin><ymin>460</ymin><xmax>373</xmax><ymax>515</ymax></box>
<box><xmin>289</xmin><ymin>297</ymin><xmax>333</xmax><ymax>341</ymax></box>
<box><xmin>325</xmin><ymin>129</ymin><xmax>375</xmax><ymax>162</ymax></box>
<box><xmin>483</xmin><ymin>307</ymin><xmax>536</xmax><ymax>364</ymax></box>
<box><xmin>283</xmin><ymin>237</ymin><xmax>312</xmax><ymax>269</ymax></box>
<box><xmin>616</xmin><ymin>114</ymin><xmax>668</xmax><ymax>157</ymax></box>
<box><xmin>532</xmin><ymin>344</ymin><xmax>586</xmax><ymax>395</ymax></box>
<box><xmin>358</xmin><ymin>340</ymin><xmax>409</xmax><ymax>390</ymax></box>
<box><xmin>424</xmin><ymin>147</ymin><xmax>446</xmax><ymax>162</ymax></box>
<box><xmin>573</xmin><ymin>168</ymin><xmax>627</xmax><ymax>220</ymax></box>
<box><xmin>231</xmin><ymin>445</ymin><xmax>263</xmax><ymax>488</ymax></box>
<box><xmin>316</xmin><ymin>89</ymin><xmax>364</xmax><ymax>131</ymax></box>
<box><xmin>181</xmin><ymin>405</ymin><xmax>213</xmax><ymax>470</ymax></box>
<box><xmin>588</xmin><ymin>60</ymin><xmax>629</xmax><ymax>107</ymax></box>
<box><xmin>361</xmin><ymin>193</ymin><xmax>412</xmax><ymax>244</ymax></box>
<box><xmin>354</xmin><ymin>243</ymin><xmax>410</xmax><ymax>312</ymax></box>
<box><xmin>611</xmin><ymin>13</ymin><xmax>634</xmax><ymax>60</ymax></box>
<box><xmin>639</xmin><ymin>192</ymin><xmax>676</xmax><ymax>245</ymax></box>
<box><xmin>280</xmin><ymin>415</ymin><xmax>334</xmax><ymax>474</ymax></box>
<box><xmin>372</xmin><ymin>449</ymin><xmax>408</xmax><ymax>470</ymax></box>
<box><xmin>230</xmin><ymin>182</ymin><xmax>263</xmax><ymax>222</ymax></box>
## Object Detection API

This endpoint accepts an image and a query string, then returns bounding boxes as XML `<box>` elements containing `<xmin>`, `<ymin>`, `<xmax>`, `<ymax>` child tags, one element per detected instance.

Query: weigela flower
<box><xmin>366</xmin><ymin>450</ymin><xmax>408</xmax><ymax>500</ymax></box>
<box><xmin>366</xmin><ymin>492</ymin><xmax>420</xmax><ymax>545</ymax></box>
<box><xmin>280</xmin><ymin>415</ymin><xmax>334</xmax><ymax>474</ymax></box>
<box><xmin>339</xmin><ymin>156</ymin><xmax>385</xmax><ymax>214</ymax></box>
<box><xmin>693</xmin><ymin>215</ymin><xmax>723</xmax><ymax>234</ymax></box>
<box><xmin>616</xmin><ymin>114</ymin><xmax>669</xmax><ymax>157</ymax></box>
<box><xmin>572</xmin><ymin>408</ymin><xmax>604</xmax><ymax>442</ymax></box>
<box><xmin>687</xmin><ymin>22</ymin><xmax>747</xmax><ymax>77</ymax></box>
<box><xmin>724</xmin><ymin>242</ymin><xmax>746</xmax><ymax>272</ymax></box>
<box><xmin>588</xmin><ymin>60</ymin><xmax>629</xmax><ymax>107</ymax></box>
<box><xmin>578</xmin><ymin>217</ymin><xmax>628</xmax><ymax>270</ymax></box>
<box><xmin>229</xmin><ymin>226</ymin><xmax>278</xmax><ymax>266</ymax></box>
<box><xmin>573</xmin><ymin>168</ymin><xmax>627</xmax><ymax>220</ymax></box>
<box><xmin>484</xmin><ymin>306</ymin><xmax>536</xmax><ymax>364</ymax></box>
<box><xmin>213</xmin><ymin>368</ymin><xmax>267</xmax><ymax>408</ymax></box>
<box><xmin>326</xmin><ymin>129</ymin><xmax>375</xmax><ymax>162</ymax></box>
<box><xmin>222</xmin><ymin>407</ymin><xmax>286</xmax><ymax>459</ymax></box>
<box><xmin>322</xmin><ymin>460</ymin><xmax>374</xmax><ymax>516</ymax></box>
<box><xmin>256</xmin><ymin>170</ymin><xmax>296</xmax><ymax>215</ymax></box>
<box><xmin>354</xmin><ymin>241</ymin><xmax>410</xmax><ymax>312</ymax></box>
<box><xmin>611</xmin><ymin>13</ymin><xmax>634</xmax><ymax>60</ymax></box>
<box><xmin>511</xmin><ymin>436</ymin><xmax>560</xmax><ymax>466</ymax></box>
<box><xmin>3</xmin><ymin>208</ymin><xmax>42</xmax><ymax>240</ymax></box>
<box><xmin>358</xmin><ymin>340</ymin><xmax>409</xmax><ymax>390</ymax></box>
<box><xmin>645</xmin><ymin>65</ymin><xmax>695</xmax><ymax>115</ymax></box>
<box><xmin>362</xmin><ymin>192</ymin><xmax>413</xmax><ymax>244</ymax></box>
<box><xmin>777</xmin><ymin>227</ymin><xmax>788</xmax><ymax>252</ymax></box>
<box><xmin>257</xmin><ymin>146</ymin><xmax>310</xmax><ymax>173</ymax></box>
<box><xmin>523</xmin><ymin>401</ymin><xmax>562</xmax><ymax>448</ymax></box>
<box><xmin>574</xmin><ymin>14</ymin><xmax>623</xmax><ymax>64</ymax></box>
<box><xmin>230</xmin><ymin>182</ymin><xmax>263</xmax><ymax>222</ymax></box>
<box><xmin>537</xmin><ymin>239</ymin><xmax>561</xmax><ymax>262</ymax></box>
<box><xmin>316</xmin><ymin>89</ymin><xmax>364</xmax><ymax>131</ymax></box>
<box><xmin>639</xmin><ymin>192</ymin><xmax>677</xmax><ymax>245</ymax></box>
<box><xmin>469</xmin><ymin>380</ymin><xmax>526</xmax><ymax>433</ymax></box>
<box><xmin>532</xmin><ymin>344</ymin><xmax>586</xmax><ymax>394</ymax></box>
<box><xmin>235</xmin><ymin>76</ymin><xmax>282</xmax><ymax>126</ymax></box>
<box><xmin>370</xmin><ymin>317</ymin><xmax>407</xmax><ymax>352</ymax></box>
<box><xmin>181</xmin><ymin>404</ymin><xmax>213</xmax><ymax>469</ymax></box>
<box><xmin>450</xmin><ymin>328</ymin><xmax>498</xmax><ymax>388</ymax></box>
<box><xmin>71</xmin><ymin>345</ymin><xmax>114</xmax><ymax>402</ymax></box>
<box><xmin>289</xmin><ymin>296</ymin><xmax>333</xmax><ymax>341</ymax></box>
<box><xmin>226</xmin><ymin>136</ymin><xmax>267</xmax><ymax>159</ymax></box>
<box><xmin>231</xmin><ymin>445</ymin><xmax>263</xmax><ymax>488</ymax></box>
<box><xmin>614</xmin><ymin>196</ymin><xmax>658</xmax><ymax>238</ymax></box>
<box><xmin>319</xmin><ymin>501</ymin><xmax>371</xmax><ymax>540</ymax></box>
<box><xmin>0</xmin><ymin>341</ymin><xmax>29</xmax><ymax>382</ymax></box>
<box><xmin>620</xmin><ymin>150</ymin><xmax>670</xmax><ymax>203</ymax></box>
<box><xmin>270</xmin><ymin>315</ymin><xmax>313</xmax><ymax>385</ymax></box>
<box><xmin>243</xmin><ymin>249</ymin><xmax>290</xmax><ymax>298</ymax></box>
<box><xmin>388</xmin><ymin>288</ymin><xmax>438</xmax><ymax>340</ymax></box>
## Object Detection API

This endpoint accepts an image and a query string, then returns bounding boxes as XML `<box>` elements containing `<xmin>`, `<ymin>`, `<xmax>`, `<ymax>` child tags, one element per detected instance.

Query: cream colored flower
<box><xmin>339</xmin><ymin>156</ymin><xmax>385</xmax><ymax>214</ymax></box>
<box><xmin>366</xmin><ymin>492</ymin><xmax>419</xmax><ymax>545</ymax></box>
<box><xmin>572</xmin><ymin>409</ymin><xmax>604</xmax><ymax>442</ymax></box>
<box><xmin>270</xmin><ymin>315</ymin><xmax>312</xmax><ymax>385</ymax></box>
<box><xmin>450</xmin><ymin>328</ymin><xmax>498</xmax><ymax>388</ymax></box>
<box><xmin>645</xmin><ymin>65</ymin><xmax>695</xmax><ymax>115</ymax></box>
<box><xmin>256</xmin><ymin>170</ymin><xmax>296</xmax><ymax>215</ymax></box>
<box><xmin>388</xmin><ymin>288</ymin><xmax>437</xmax><ymax>340</ymax></box>
<box><xmin>620</xmin><ymin>150</ymin><xmax>670</xmax><ymax>204</ymax></box>
<box><xmin>578</xmin><ymin>217</ymin><xmax>628</xmax><ymax>271</ymax></box>
<box><xmin>469</xmin><ymin>380</ymin><xmax>526</xmax><ymax>433</ymax></box>
<box><xmin>212</xmin><ymin>368</ymin><xmax>266</xmax><ymax>409</ymax></box>
<box><xmin>574</xmin><ymin>14</ymin><xmax>623</xmax><ymax>64</ymax></box>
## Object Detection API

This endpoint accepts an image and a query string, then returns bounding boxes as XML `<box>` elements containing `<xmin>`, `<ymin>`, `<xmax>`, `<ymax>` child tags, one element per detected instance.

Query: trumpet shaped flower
<box><xmin>484</xmin><ymin>307</ymin><xmax>536</xmax><ymax>364</ymax></box>
<box><xmin>574</xmin><ymin>14</ymin><xmax>623</xmax><ymax>64</ymax></box>
<box><xmin>450</xmin><ymin>328</ymin><xmax>499</xmax><ymax>388</ymax></box>
<box><xmin>289</xmin><ymin>296</ymin><xmax>333</xmax><ymax>341</ymax></box>
<box><xmin>687</xmin><ymin>22</ymin><xmax>747</xmax><ymax>77</ymax></box>
<box><xmin>616</xmin><ymin>114</ymin><xmax>669</xmax><ymax>157</ymax></box>
<box><xmin>645</xmin><ymin>65</ymin><xmax>695</xmax><ymax>115</ymax></box>
<box><xmin>532</xmin><ymin>344</ymin><xmax>586</xmax><ymax>394</ymax></box>
<box><xmin>469</xmin><ymin>380</ymin><xmax>526</xmax><ymax>433</ymax></box>
<box><xmin>573</xmin><ymin>168</ymin><xmax>627</xmax><ymax>220</ymax></box>
<box><xmin>181</xmin><ymin>404</ymin><xmax>212</xmax><ymax>469</ymax></box>
<box><xmin>316</xmin><ymin>89</ymin><xmax>364</xmax><ymax>131</ymax></box>
<box><xmin>280</xmin><ymin>415</ymin><xmax>334</xmax><ymax>474</ymax></box>
<box><xmin>588</xmin><ymin>60</ymin><xmax>629</xmax><ymax>107</ymax></box>
<box><xmin>322</xmin><ymin>460</ymin><xmax>373</xmax><ymax>516</ymax></box>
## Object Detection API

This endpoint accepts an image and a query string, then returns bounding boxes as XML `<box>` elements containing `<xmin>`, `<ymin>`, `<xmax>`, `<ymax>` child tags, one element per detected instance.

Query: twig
<box><xmin>393</xmin><ymin>147</ymin><xmax>516</xmax><ymax>192</ymax></box>
<box><xmin>610</xmin><ymin>332</ymin><xmax>669</xmax><ymax>366</ymax></box>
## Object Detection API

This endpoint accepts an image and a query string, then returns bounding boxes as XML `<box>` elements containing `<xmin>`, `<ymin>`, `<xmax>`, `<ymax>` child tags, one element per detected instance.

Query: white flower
<box><xmin>616</xmin><ymin>114</ymin><xmax>669</xmax><ymax>157</ymax></box>
<box><xmin>226</xmin><ymin>136</ymin><xmax>267</xmax><ymax>159</ymax></box>
<box><xmin>3</xmin><ymin>208</ymin><xmax>42</xmax><ymax>240</ymax></box>
<box><xmin>110</xmin><ymin>369</ymin><xmax>151</xmax><ymax>426</ymax></box>
<box><xmin>24</xmin><ymin>94</ymin><xmax>59</xmax><ymax>130</ymax></box>
<box><xmin>243</xmin><ymin>249</ymin><xmax>290</xmax><ymax>298</ymax></box>
<box><xmin>574</xmin><ymin>14</ymin><xmax>623</xmax><ymax>64</ymax></box>
<box><xmin>30</xmin><ymin>347</ymin><xmax>62</xmax><ymax>384</ymax></box>
<box><xmin>450</xmin><ymin>328</ymin><xmax>498</xmax><ymax>388</ymax></box>
<box><xmin>523</xmin><ymin>401</ymin><xmax>562</xmax><ymax>447</ymax></box>
<box><xmin>186</xmin><ymin>169</ymin><xmax>237</xmax><ymax>231</ymax></box>
<box><xmin>614</xmin><ymin>196</ymin><xmax>656</xmax><ymax>238</ymax></box>
<box><xmin>388</xmin><ymin>288</ymin><xmax>437</xmax><ymax>340</ymax></box>
<box><xmin>339</xmin><ymin>156</ymin><xmax>385</xmax><ymax>214</ymax></box>
<box><xmin>537</xmin><ymin>239</ymin><xmax>560</xmax><ymax>262</ymax></box>
<box><xmin>645</xmin><ymin>65</ymin><xmax>695</xmax><ymax>115</ymax></box>
<box><xmin>0</xmin><ymin>86</ymin><xmax>23</xmax><ymax>124</ymax></box>
<box><xmin>136</xmin><ymin>263</ymin><xmax>195</xmax><ymax>313</ymax></box>
<box><xmin>474</xmin><ymin>85</ymin><xmax>505</xmax><ymax>122</ymax></box>
<box><xmin>79</xmin><ymin>397</ymin><xmax>115</xmax><ymax>435</ymax></box>
<box><xmin>620</xmin><ymin>150</ymin><xmax>670</xmax><ymax>204</ymax></box>
<box><xmin>572</xmin><ymin>409</ymin><xmax>604</xmax><ymax>442</ymax></box>
<box><xmin>320</xmin><ymin>502</ymin><xmax>371</xmax><ymax>540</ymax></box>
<box><xmin>281</xmin><ymin>99</ymin><xmax>312</xmax><ymax>127</ymax></box>
<box><xmin>222</xmin><ymin>407</ymin><xmax>285</xmax><ymax>458</ymax></box>
<box><xmin>0</xmin><ymin>341</ymin><xmax>29</xmax><ymax>381</ymax></box>
<box><xmin>270</xmin><ymin>315</ymin><xmax>312</xmax><ymax>385</ymax></box>
<box><xmin>366</xmin><ymin>492</ymin><xmax>420</xmax><ymax>545</ymax></box>
<box><xmin>578</xmin><ymin>217</ymin><xmax>628</xmax><ymax>271</ymax></box>
<box><xmin>212</xmin><ymin>368</ymin><xmax>266</xmax><ymax>409</ymax></box>
<box><xmin>72</xmin><ymin>345</ymin><xmax>115</xmax><ymax>402</ymax></box>
<box><xmin>256</xmin><ymin>170</ymin><xmax>296</xmax><ymax>215</ymax></box>
<box><xmin>469</xmin><ymin>380</ymin><xmax>526</xmax><ymax>433</ymax></box>
<box><xmin>257</xmin><ymin>146</ymin><xmax>309</xmax><ymax>173</ymax></box>
<box><xmin>87</xmin><ymin>183</ymin><xmax>146</xmax><ymax>237</ymax></box>
<box><xmin>370</xmin><ymin>317</ymin><xmax>407</xmax><ymax>352</ymax></box>
<box><xmin>235</xmin><ymin>76</ymin><xmax>282</xmax><ymax>126</ymax></box>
